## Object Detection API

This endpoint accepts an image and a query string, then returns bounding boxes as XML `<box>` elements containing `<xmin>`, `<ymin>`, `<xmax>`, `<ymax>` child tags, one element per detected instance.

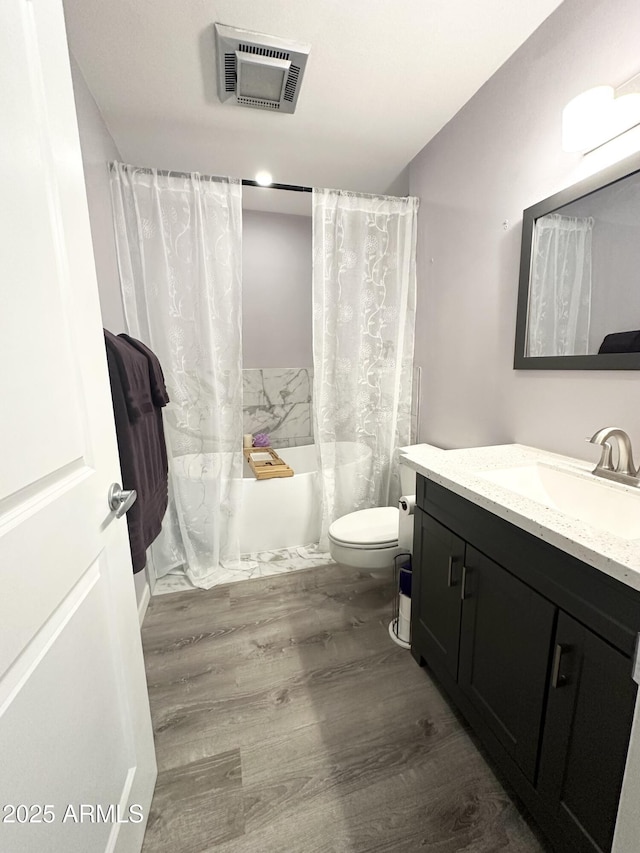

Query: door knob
<box><xmin>108</xmin><ymin>483</ymin><xmax>137</xmax><ymax>518</ymax></box>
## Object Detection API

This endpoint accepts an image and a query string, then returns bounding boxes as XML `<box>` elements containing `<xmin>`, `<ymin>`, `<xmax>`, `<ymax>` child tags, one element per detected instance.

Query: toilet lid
<box><xmin>329</xmin><ymin>507</ymin><xmax>399</xmax><ymax>546</ymax></box>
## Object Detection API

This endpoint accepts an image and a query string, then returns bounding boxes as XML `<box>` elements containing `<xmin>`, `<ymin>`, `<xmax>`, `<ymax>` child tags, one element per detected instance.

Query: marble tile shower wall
<box><xmin>243</xmin><ymin>368</ymin><xmax>313</xmax><ymax>449</ymax></box>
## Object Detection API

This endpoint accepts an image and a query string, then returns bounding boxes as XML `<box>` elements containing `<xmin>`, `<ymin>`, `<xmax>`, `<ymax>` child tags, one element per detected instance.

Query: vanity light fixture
<box><xmin>255</xmin><ymin>170</ymin><xmax>273</xmax><ymax>186</ymax></box>
<box><xmin>563</xmin><ymin>73</ymin><xmax>640</xmax><ymax>153</ymax></box>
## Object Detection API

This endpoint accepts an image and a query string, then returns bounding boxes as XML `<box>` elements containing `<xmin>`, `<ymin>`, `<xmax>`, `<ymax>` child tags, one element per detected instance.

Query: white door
<box><xmin>0</xmin><ymin>1</ymin><xmax>157</xmax><ymax>851</ymax></box>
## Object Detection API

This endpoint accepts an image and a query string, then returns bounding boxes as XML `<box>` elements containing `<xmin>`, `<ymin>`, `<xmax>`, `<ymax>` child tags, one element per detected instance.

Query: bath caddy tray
<box><xmin>243</xmin><ymin>447</ymin><xmax>294</xmax><ymax>480</ymax></box>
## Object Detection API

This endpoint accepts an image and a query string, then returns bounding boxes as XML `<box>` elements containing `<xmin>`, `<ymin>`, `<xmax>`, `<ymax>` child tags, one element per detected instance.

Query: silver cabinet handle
<box><xmin>447</xmin><ymin>555</ymin><xmax>456</xmax><ymax>587</ymax></box>
<box><xmin>551</xmin><ymin>643</ymin><xmax>568</xmax><ymax>688</ymax></box>
<box><xmin>108</xmin><ymin>483</ymin><xmax>137</xmax><ymax>519</ymax></box>
<box><xmin>460</xmin><ymin>565</ymin><xmax>467</xmax><ymax>601</ymax></box>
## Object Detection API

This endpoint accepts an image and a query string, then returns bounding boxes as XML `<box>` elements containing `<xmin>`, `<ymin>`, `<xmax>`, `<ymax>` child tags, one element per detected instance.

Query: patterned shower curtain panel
<box><xmin>110</xmin><ymin>163</ymin><xmax>244</xmax><ymax>589</ymax></box>
<box><xmin>312</xmin><ymin>188</ymin><xmax>419</xmax><ymax>550</ymax></box>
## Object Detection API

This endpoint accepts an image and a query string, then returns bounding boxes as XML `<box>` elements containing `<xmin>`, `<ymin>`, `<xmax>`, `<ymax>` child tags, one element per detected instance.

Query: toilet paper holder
<box><xmin>399</xmin><ymin>495</ymin><xmax>415</xmax><ymax>514</ymax></box>
<box><xmin>398</xmin><ymin>493</ymin><xmax>416</xmax><ymax>553</ymax></box>
<box><xmin>389</xmin><ymin>551</ymin><xmax>412</xmax><ymax>650</ymax></box>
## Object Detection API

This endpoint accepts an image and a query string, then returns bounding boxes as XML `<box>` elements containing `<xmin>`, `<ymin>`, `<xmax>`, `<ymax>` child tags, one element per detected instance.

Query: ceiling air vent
<box><xmin>214</xmin><ymin>23</ymin><xmax>310</xmax><ymax>115</ymax></box>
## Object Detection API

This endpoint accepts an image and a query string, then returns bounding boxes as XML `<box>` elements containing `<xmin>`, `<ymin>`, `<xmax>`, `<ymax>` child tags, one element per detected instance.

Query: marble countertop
<box><xmin>400</xmin><ymin>442</ymin><xmax>640</xmax><ymax>592</ymax></box>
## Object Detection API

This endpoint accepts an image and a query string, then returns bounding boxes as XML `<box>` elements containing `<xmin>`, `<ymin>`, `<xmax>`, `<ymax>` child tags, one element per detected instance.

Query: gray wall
<box><xmin>242</xmin><ymin>210</ymin><xmax>312</xmax><ymax>368</ymax></box>
<box><xmin>70</xmin><ymin>56</ymin><xmax>148</xmax><ymax>611</ymax></box>
<box><xmin>589</xmin><ymin>221</ymin><xmax>640</xmax><ymax>352</ymax></box>
<box><xmin>560</xmin><ymin>187</ymin><xmax>640</xmax><ymax>354</ymax></box>
<box><xmin>409</xmin><ymin>0</ymin><xmax>640</xmax><ymax>460</ymax></box>
<box><xmin>70</xmin><ymin>55</ymin><xmax>126</xmax><ymax>333</ymax></box>
<box><xmin>65</xmin><ymin>75</ymin><xmax>314</xmax><ymax>367</ymax></box>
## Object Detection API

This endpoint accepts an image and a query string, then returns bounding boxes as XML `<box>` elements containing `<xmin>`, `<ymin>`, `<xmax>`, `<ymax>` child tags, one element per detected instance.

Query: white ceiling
<box><xmin>63</xmin><ymin>0</ymin><xmax>563</xmax><ymax>215</ymax></box>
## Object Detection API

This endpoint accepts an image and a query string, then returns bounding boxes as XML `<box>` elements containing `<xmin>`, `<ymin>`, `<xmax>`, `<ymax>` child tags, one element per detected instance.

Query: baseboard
<box><xmin>137</xmin><ymin>580</ymin><xmax>151</xmax><ymax>626</ymax></box>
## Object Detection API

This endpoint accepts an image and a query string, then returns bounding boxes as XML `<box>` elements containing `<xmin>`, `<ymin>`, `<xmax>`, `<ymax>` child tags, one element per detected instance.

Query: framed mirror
<box><xmin>514</xmin><ymin>150</ymin><xmax>640</xmax><ymax>369</ymax></box>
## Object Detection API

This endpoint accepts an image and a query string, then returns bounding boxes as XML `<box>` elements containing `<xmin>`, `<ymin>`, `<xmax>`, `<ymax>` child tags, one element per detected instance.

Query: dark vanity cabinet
<box><xmin>411</xmin><ymin>475</ymin><xmax>640</xmax><ymax>853</ymax></box>
<box><xmin>412</xmin><ymin>512</ymin><xmax>464</xmax><ymax>681</ymax></box>
<box><xmin>458</xmin><ymin>546</ymin><xmax>556</xmax><ymax>785</ymax></box>
<box><xmin>537</xmin><ymin>612</ymin><xmax>638</xmax><ymax>853</ymax></box>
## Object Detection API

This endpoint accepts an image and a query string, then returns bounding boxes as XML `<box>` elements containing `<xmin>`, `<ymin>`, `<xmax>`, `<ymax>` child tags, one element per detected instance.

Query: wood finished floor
<box><xmin>140</xmin><ymin>563</ymin><xmax>550</xmax><ymax>853</ymax></box>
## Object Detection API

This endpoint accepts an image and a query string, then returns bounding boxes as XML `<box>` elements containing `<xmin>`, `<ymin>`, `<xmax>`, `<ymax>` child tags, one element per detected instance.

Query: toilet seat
<box><xmin>328</xmin><ymin>507</ymin><xmax>400</xmax><ymax>549</ymax></box>
<box><xmin>328</xmin><ymin>506</ymin><xmax>402</xmax><ymax>570</ymax></box>
<box><xmin>327</xmin><ymin>466</ymin><xmax>415</xmax><ymax>571</ymax></box>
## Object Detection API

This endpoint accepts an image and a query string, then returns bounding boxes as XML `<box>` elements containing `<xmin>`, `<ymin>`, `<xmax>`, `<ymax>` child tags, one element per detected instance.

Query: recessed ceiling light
<box><xmin>255</xmin><ymin>171</ymin><xmax>273</xmax><ymax>186</ymax></box>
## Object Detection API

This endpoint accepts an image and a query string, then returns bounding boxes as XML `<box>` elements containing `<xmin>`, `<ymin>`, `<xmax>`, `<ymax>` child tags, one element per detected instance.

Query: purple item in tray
<box><xmin>253</xmin><ymin>433</ymin><xmax>270</xmax><ymax>447</ymax></box>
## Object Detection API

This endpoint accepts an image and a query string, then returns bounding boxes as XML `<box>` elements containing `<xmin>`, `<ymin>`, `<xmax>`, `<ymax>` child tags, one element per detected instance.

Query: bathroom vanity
<box><xmin>402</xmin><ymin>444</ymin><xmax>640</xmax><ymax>853</ymax></box>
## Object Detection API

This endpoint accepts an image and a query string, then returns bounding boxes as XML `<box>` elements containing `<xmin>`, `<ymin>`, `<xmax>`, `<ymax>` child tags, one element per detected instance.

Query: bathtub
<box><xmin>172</xmin><ymin>441</ymin><xmax>372</xmax><ymax>555</ymax></box>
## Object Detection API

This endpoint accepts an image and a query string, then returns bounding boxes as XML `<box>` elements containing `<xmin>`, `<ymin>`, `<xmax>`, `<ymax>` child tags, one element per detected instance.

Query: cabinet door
<box><xmin>411</xmin><ymin>509</ymin><xmax>465</xmax><ymax>681</ymax></box>
<box><xmin>538</xmin><ymin>611</ymin><xmax>637</xmax><ymax>853</ymax></box>
<box><xmin>458</xmin><ymin>547</ymin><xmax>556</xmax><ymax>784</ymax></box>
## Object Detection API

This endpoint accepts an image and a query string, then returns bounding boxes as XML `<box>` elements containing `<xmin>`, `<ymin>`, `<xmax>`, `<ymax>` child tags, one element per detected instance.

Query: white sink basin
<box><xmin>478</xmin><ymin>463</ymin><xmax>640</xmax><ymax>540</ymax></box>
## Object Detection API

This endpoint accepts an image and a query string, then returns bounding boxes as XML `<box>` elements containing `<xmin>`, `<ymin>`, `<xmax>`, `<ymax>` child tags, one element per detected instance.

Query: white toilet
<box><xmin>328</xmin><ymin>463</ymin><xmax>416</xmax><ymax>570</ymax></box>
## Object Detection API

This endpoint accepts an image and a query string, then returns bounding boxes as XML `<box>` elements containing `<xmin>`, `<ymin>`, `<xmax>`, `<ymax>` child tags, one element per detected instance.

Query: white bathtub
<box><xmin>172</xmin><ymin>441</ymin><xmax>372</xmax><ymax>555</ymax></box>
<box><xmin>240</xmin><ymin>444</ymin><xmax>320</xmax><ymax>553</ymax></box>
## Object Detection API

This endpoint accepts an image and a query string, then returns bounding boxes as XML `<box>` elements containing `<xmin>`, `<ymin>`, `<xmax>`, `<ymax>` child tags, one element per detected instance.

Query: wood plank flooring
<box><xmin>140</xmin><ymin>563</ymin><xmax>550</xmax><ymax>853</ymax></box>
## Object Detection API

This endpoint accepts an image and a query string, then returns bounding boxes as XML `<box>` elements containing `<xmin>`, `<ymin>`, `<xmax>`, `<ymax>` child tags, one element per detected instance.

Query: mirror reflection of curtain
<box><xmin>312</xmin><ymin>189</ymin><xmax>418</xmax><ymax>550</ymax></box>
<box><xmin>110</xmin><ymin>163</ymin><xmax>244</xmax><ymax>589</ymax></box>
<box><xmin>527</xmin><ymin>214</ymin><xmax>594</xmax><ymax>356</ymax></box>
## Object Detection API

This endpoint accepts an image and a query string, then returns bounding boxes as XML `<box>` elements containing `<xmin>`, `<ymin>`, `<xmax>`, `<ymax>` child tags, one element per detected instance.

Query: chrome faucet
<box><xmin>588</xmin><ymin>427</ymin><xmax>640</xmax><ymax>486</ymax></box>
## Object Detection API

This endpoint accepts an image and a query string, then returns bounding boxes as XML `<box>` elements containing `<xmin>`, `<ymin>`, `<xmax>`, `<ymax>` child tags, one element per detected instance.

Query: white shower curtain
<box><xmin>110</xmin><ymin>163</ymin><xmax>244</xmax><ymax>589</ymax></box>
<box><xmin>527</xmin><ymin>213</ymin><xmax>594</xmax><ymax>356</ymax></box>
<box><xmin>312</xmin><ymin>189</ymin><xmax>418</xmax><ymax>550</ymax></box>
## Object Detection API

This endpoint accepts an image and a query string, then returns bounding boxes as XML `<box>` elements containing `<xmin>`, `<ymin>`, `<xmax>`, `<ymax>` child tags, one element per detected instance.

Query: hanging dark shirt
<box><xmin>104</xmin><ymin>330</ymin><xmax>169</xmax><ymax>572</ymax></box>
